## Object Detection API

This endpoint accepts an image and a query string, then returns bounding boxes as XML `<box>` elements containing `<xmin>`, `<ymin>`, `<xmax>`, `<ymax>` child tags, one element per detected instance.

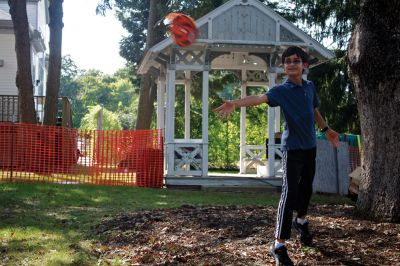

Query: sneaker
<box><xmin>292</xmin><ymin>219</ymin><xmax>313</xmax><ymax>246</ymax></box>
<box><xmin>269</xmin><ymin>244</ymin><xmax>294</xmax><ymax>266</ymax></box>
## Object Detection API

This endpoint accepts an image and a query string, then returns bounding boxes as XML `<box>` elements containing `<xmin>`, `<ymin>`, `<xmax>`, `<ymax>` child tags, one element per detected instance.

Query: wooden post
<box><xmin>96</xmin><ymin>106</ymin><xmax>103</xmax><ymax>130</ymax></box>
<box><xmin>267</xmin><ymin>72</ymin><xmax>277</xmax><ymax>177</ymax></box>
<box><xmin>156</xmin><ymin>76</ymin><xmax>165</xmax><ymax>130</ymax></box>
<box><xmin>184</xmin><ymin>70</ymin><xmax>191</xmax><ymax>139</ymax></box>
<box><xmin>166</xmin><ymin>69</ymin><xmax>176</xmax><ymax>177</ymax></box>
<box><xmin>202</xmin><ymin>70</ymin><xmax>209</xmax><ymax>177</ymax></box>
<box><xmin>61</xmin><ymin>97</ymin><xmax>71</xmax><ymax>128</ymax></box>
<box><xmin>239</xmin><ymin>70</ymin><xmax>247</xmax><ymax>174</ymax></box>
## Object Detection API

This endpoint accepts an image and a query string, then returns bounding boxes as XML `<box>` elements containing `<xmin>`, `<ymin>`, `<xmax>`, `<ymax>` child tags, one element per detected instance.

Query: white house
<box><xmin>0</xmin><ymin>0</ymin><xmax>49</xmax><ymax>98</ymax></box>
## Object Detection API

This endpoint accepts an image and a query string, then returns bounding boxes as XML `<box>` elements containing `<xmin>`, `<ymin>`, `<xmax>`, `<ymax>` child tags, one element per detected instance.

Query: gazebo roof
<box><xmin>138</xmin><ymin>0</ymin><xmax>335</xmax><ymax>74</ymax></box>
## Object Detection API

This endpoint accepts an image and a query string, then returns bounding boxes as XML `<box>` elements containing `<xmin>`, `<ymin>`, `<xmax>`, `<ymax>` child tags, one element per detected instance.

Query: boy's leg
<box><xmin>271</xmin><ymin>150</ymin><xmax>302</xmax><ymax>265</ymax></box>
<box><xmin>296</xmin><ymin>148</ymin><xmax>316</xmax><ymax>218</ymax></box>
<box><xmin>275</xmin><ymin>149</ymin><xmax>302</xmax><ymax>240</ymax></box>
<box><xmin>293</xmin><ymin>148</ymin><xmax>316</xmax><ymax>246</ymax></box>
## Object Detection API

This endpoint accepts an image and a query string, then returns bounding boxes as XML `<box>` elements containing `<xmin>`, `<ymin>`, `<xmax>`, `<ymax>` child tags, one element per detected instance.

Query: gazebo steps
<box><xmin>165</xmin><ymin>175</ymin><xmax>282</xmax><ymax>192</ymax></box>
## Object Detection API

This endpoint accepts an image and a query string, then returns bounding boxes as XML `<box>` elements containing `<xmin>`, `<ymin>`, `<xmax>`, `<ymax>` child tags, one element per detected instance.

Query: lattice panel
<box><xmin>246</xmin><ymin>70</ymin><xmax>268</xmax><ymax>82</ymax></box>
<box><xmin>174</xmin><ymin>50</ymin><xmax>205</xmax><ymax>65</ymax></box>
<box><xmin>243</xmin><ymin>144</ymin><xmax>283</xmax><ymax>175</ymax></box>
<box><xmin>174</xmin><ymin>144</ymin><xmax>203</xmax><ymax>172</ymax></box>
<box><xmin>244</xmin><ymin>145</ymin><xmax>267</xmax><ymax>170</ymax></box>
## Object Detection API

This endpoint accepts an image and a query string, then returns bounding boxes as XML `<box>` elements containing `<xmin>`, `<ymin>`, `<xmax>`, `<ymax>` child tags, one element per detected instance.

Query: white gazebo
<box><xmin>138</xmin><ymin>0</ymin><xmax>334</xmax><ymax>182</ymax></box>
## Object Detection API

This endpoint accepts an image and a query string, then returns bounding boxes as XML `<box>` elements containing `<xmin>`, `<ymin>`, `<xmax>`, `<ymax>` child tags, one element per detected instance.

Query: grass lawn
<box><xmin>0</xmin><ymin>183</ymin><xmax>353</xmax><ymax>265</ymax></box>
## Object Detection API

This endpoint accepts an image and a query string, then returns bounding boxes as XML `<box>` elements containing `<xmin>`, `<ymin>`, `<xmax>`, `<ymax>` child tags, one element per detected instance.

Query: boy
<box><xmin>214</xmin><ymin>46</ymin><xmax>339</xmax><ymax>265</ymax></box>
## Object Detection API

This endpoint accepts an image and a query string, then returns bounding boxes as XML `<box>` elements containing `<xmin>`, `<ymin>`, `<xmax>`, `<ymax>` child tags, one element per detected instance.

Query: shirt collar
<box><xmin>284</xmin><ymin>79</ymin><xmax>306</xmax><ymax>88</ymax></box>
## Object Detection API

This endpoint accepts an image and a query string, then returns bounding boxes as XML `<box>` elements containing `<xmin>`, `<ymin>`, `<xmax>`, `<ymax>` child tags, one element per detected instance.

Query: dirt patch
<box><xmin>94</xmin><ymin>204</ymin><xmax>400</xmax><ymax>265</ymax></box>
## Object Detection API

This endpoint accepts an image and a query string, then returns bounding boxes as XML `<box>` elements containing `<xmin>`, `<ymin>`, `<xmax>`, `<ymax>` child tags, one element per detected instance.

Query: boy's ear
<box><xmin>303</xmin><ymin>62</ymin><xmax>309</xmax><ymax>68</ymax></box>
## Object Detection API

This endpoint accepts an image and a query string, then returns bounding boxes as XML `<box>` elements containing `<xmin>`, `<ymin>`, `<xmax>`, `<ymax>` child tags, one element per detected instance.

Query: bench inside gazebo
<box><xmin>138</xmin><ymin>0</ymin><xmax>334</xmax><ymax>189</ymax></box>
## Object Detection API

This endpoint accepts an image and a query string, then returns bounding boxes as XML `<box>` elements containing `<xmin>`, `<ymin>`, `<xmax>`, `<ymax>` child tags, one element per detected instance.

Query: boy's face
<box><xmin>283</xmin><ymin>54</ymin><xmax>308</xmax><ymax>78</ymax></box>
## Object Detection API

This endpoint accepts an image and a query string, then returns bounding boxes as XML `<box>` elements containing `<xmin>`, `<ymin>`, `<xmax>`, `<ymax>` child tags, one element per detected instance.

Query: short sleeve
<box><xmin>311</xmin><ymin>82</ymin><xmax>320</xmax><ymax>108</ymax></box>
<box><xmin>266</xmin><ymin>86</ymin><xmax>281</xmax><ymax>107</ymax></box>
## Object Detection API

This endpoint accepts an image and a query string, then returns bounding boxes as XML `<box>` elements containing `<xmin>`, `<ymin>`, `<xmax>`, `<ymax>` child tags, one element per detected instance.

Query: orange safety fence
<box><xmin>0</xmin><ymin>123</ymin><xmax>164</xmax><ymax>188</ymax></box>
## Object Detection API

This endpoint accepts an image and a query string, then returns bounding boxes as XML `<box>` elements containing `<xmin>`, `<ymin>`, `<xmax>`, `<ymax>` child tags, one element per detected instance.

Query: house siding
<box><xmin>0</xmin><ymin>1</ymin><xmax>39</xmax><ymax>30</ymax></box>
<box><xmin>0</xmin><ymin>3</ymin><xmax>8</xmax><ymax>12</ymax></box>
<box><xmin>0</xmin><ymin>0</ymin><xmax>48</xmax><ymax>97</ymax></box>
<box><xmin>0</xmin><ymin>33</ymin><xmax>17</xmax><ymax>95</ymax></box>
<box><xmin>37</xmin><ymin>0</ymin><xmax>48</xmax><ymax>40</ymax></box>
<box><xmin>27</xmin><ymin>2</ymin><xmax>38</xmax><ymax>30</ymax></box>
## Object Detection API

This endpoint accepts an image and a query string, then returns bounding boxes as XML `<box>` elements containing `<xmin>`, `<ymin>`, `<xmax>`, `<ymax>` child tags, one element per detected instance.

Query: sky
<box><xmin>62</xmin><ymin>0</ymin><xmax>127</xmax><ymax>74</ymax></box>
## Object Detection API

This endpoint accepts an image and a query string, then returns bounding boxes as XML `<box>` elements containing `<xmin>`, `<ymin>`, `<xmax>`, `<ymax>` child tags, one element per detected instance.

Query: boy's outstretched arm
<box><xmin>315</xmin><ymin>109</ymin><xmax>339</xmax><ymax>148</ymax></box>
<box><xmin>213</xmin><ymin>95</ymin><xmax>268</xmax><ymax>119</ymax></box>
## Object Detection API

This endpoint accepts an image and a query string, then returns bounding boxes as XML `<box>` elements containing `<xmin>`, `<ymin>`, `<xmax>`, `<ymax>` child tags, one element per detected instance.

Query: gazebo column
<box><xmin>166</xmin><ymin>68</ymin><xmax>176</xmax><ymax>177</ymax></box>
<box><xmin>184</xmin><ymin>70</ymin><xmax>191</xmax><ymax>139</ymax></box>
<box><xmin>267</xmin><ymin>72</ymin><xmax>277</xmax><ymax>176</ymax></box>
<box><xmin>202</xmin><ymin>70</ymin><xmax>209</xmax><ymax>177</ymax></box>
<box><xmin>239</xmin><ymin>70</ymin><xmax>247</xmax><ymax>174</ymax></box>
<box><xmin>156</xmin><ymin>76</ymin><xmax>166</xmax><ymax>130</ymax></box>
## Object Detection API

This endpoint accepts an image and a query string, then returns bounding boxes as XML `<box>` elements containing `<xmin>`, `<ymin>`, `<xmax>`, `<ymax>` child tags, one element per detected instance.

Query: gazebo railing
<box><xmin>243</xmin><ymin>144</ymin><xmax>283</xmax><ymax>176</ymax></box>
<box><xmin>172</xmin><ymin>139</ymin><xmax>204</xmax><ymax>176</ymax></box>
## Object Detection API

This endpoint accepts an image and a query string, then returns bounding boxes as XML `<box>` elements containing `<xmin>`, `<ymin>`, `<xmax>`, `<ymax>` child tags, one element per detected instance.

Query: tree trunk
<box><xmin>347</xmin><ymin>0</ymin><xmax>400</xmax><ymax>222</ymax></box>
<box><xmin>8</xmin><ymin>0</ymin><xmax>37</xmax><ymax>123</ymax></box>
<box><xmin>135</xmin><ymin>0</ymin><xmax>158</xmax><ymax>129</ymax></box>
<box><xmin>44</xmin><ymin>0</ymin><xmax>64</xmax><ymax>126</ymax></box>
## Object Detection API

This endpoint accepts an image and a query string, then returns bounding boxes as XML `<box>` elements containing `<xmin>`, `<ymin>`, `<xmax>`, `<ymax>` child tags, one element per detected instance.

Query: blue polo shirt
<box><xmin>266</xmin><ymin>79</ymin><xmax>320</xmax><ymax>150</ymax></box>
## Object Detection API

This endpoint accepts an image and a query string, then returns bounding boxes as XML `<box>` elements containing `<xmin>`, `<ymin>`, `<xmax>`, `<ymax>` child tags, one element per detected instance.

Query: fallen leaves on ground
<box><xmin>94</xmin><ymin>204</ymin><xmax>400</xmax><ymax>265</ymax></box>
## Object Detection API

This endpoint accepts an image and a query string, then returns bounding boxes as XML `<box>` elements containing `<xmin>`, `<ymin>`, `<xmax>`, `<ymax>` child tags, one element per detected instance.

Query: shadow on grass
<box><xmin>0</xmin><ymin>183</ymin><xmax>160</xmax><ymax>265</ymax></box>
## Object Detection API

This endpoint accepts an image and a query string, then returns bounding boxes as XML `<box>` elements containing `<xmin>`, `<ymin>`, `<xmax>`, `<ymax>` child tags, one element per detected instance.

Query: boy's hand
<box><xmin>326</xmin><ymin>128</ymin><xmax>340</xmax><ymax>149</ymax></box>
<box><xmin>213</xmin><ymin>100</ymin><xmax>236</xmax><ymax>119</ymax></box>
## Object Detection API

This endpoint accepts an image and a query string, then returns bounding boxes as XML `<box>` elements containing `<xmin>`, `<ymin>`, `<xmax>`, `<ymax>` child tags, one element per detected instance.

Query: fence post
<box><xmin>97</xmin><ymin>107</ymin><xmax>103</xmax><ymax>130</ymax></box>
<box><xmin>62</xmin><ymin>97</ymin><xmax>72</xmax><ymax>128</ymax></box>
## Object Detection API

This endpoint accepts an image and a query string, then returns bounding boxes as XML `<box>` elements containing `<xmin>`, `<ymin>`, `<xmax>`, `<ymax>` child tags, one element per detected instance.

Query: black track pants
<box><xmin>275</xmin><ymin>148</ymin><xmax>316</xmax><ymax>240</ymax></box>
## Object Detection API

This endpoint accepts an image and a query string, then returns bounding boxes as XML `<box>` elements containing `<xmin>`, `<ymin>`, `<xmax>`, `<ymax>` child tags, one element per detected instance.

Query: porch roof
<box><xmin>0</xmin><ymin>9</ymin><xmax>10</xmax><ymax>21</ymax></box>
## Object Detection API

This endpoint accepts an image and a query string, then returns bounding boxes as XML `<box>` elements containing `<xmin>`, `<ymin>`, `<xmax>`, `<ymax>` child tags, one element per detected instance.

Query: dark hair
<box><xmin>281</xmin><ymin>46</ymin><xmax>309</xmax><ymax>64</ymax></box>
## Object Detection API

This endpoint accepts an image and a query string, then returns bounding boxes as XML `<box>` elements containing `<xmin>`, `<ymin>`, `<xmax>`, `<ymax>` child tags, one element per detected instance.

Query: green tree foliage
<box><xmin>78</xmin><ymin>70</ymin><xmax>113</xmax><ymax>108</ymax></box>
<box><xmin>80</xmin><ymin>105</ymin><xmax>122</xmax><ymax>130</ymax></box>
<box><xmin>59</xmin><ymin>56</ymin><xmax>85</xmax><ymax>127</ymax></box>
<box><xmin>274</xmin><ymin>0</ymin><xmax>360</xmax><ymax>49</ymax></box>
<box><xmin>309</xmin><ymin>50</ymin><xmax>360</xmax><ymax>133</ymax></box>
<box><xmin>59</xmin><ymin>56</ymin><xmax>138</xmax><ymax>129</ymax></box>
<box><xmin>209</xmin><ymin>112</ymin><xmax>240</xmax><ymax>169</ymax></box>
